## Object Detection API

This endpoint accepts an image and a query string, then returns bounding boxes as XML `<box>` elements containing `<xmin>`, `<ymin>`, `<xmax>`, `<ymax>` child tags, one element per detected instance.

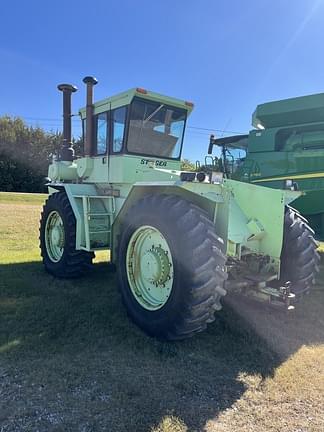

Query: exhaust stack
<box><xmin>57</xmin><ymin>83</ymin><xmax>78</xmax><ymax>161</ymax></box>
<box><xmin>83</xmin><ymin>76</ymin><xmax>98</xmax><ymax>156</ymax></box>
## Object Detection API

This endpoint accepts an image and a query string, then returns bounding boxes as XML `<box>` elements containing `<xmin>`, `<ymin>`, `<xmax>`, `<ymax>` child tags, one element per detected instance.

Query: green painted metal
<box><xmin>210</xmin><ymin>92</ymin><xmax>324</xmax><ymax>238</ymax></box>
<box><xmin>46</xmin><ymin>84</ymin><xmax>305</xmax><ymax>307</ymax></box>
<box><xmin>126</xmin><ymin>225</ymin><xmax>173</xmax><ymax>310</ymax></box>
<box><xmin>45</xmin><ymin>210</ymin><xmax>65</xmax><ymax>262</ymax></box>
<box><xmin>252</xmin><ymin>93</ymin><xmax>324</xmax><ymax>129</ymax></box>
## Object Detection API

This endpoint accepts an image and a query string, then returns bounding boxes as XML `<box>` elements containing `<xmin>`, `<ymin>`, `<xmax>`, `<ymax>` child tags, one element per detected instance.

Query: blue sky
<box><xmin>0</xmin><ymin>0</ymin><xmax>323</xmax><ymax>162</ymax></box>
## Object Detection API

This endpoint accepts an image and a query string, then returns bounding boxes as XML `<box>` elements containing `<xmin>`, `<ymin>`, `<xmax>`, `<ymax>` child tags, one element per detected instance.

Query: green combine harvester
<box><xmin>208</xmin><ymin>93</ymin><xmax>324</xmax><ymax>238</ymax></box>
<box><xmin>40</xmin><ymin>78</ymin><xmax>319</xmax><ymax>340</ymax></box>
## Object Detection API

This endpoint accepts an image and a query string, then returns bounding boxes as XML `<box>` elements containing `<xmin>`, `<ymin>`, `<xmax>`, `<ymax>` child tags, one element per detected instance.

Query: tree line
<box><xmin>0</xmin><ymin>116</ymin><xmax>63</xmax><ymax>192</ymax></box>
<box><xmin>0</xmin><ymin>116</ymin><xmax>196</xmax><ymax>193</ymax></box>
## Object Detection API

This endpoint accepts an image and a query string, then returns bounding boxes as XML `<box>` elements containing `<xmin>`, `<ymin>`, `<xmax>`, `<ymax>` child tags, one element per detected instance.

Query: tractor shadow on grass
<box><xmin>0</xmin><ymin>260</ymin><xmax>323</xmax><ymax>431</ymax></box>
<box><xmin>224</xmin><ymin>264</ymin><xmax>324</xmax><ymax>361</ymax></box>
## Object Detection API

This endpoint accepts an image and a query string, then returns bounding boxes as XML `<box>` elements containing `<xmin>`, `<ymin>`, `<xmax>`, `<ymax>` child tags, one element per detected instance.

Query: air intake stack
<box><xmin>57</xmin><ymin>83</ymin><xmax>78</xmax><ymax>161</ymax></box>
<box><xmin>83</xmin><ymin>76</ymin><xmax>98</xmax><ymax>156</ymax></box>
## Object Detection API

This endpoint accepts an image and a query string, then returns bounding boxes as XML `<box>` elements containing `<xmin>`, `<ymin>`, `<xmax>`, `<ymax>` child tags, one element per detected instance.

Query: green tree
<box><xmin>180</xmin><ymin>158</ymin><xmax>196</xmax><ymax>171</ymax></box>
<box><xmin>0</xmin><ymin>116</ymin><xmax>62</xmax><ymax>192</ymax></box>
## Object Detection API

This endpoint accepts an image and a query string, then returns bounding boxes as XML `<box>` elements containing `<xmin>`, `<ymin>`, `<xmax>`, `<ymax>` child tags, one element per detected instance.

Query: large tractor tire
<box><xmin>117</xmin><ymin>194</ymin><xmax>227</xmax><ymax>340</ymax></box>
<box><xmin>280</xmin><ymin>206</ymin><xmax>320</xmax><ymax>296</ymax></box>
<box><xmin>39</xmin><ymin>192</ymin><xmax>93</xmax><ymax>278</ymax></box>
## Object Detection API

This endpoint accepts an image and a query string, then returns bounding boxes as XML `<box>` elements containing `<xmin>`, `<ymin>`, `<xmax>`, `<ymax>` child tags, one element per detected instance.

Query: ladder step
<box><xmin>89</xmin><ymin>230</ymin><xmax>111</xmax><ymax>234</ymax></box>
<box><xmin>87</xmin><ymin>212</ymin><xmax>111</xmax><ymax>217</ymax></box>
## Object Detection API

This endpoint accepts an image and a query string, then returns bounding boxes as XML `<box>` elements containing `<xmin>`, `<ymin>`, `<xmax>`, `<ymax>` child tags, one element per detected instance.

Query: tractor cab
<box><xmin>80</xmin><ymin>90</ymin><xmax>191</xmax><ymax>160</ymax></box>
<box><xmin>48</xmin><ymin>79</ymin><xmax>193</xmax><ymax>185</ymax></box>
<box><xmin>206</xmin><ymin>134</ymin><xmax>248</xmax><ymax>179</ymax></box>
<box><xmin>77</xmin><ymin>86</ymin><xmax>193</xmax><ymax>184</ymax></box>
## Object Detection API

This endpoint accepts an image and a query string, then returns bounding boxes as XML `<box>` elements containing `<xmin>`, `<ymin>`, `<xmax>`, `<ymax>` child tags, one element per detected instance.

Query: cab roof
<box><xmin>79</xmin><ymin>87</ymin><xmax>194</xmax><ymax>119</ymax></box>
<box><xmin>212</xmin><ymin>134</ymin><xmax>248</xmax><ymax>149</ymax></box>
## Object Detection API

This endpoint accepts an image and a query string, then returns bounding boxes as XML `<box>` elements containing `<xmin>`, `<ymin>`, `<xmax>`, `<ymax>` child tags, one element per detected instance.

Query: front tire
<box><xmin>280</xmin><ymin>206</ymin><xmax>320</xmax><ymax>296</ymax></box>
<box><xmin>39</xmin><ymin>192</ymin><xmax>93</xmax><ymax>278</ymax></box>
<box><xmin>117</xmin><ymin>194</ymin><xmax>227</xmax><ymax>340</ymax></box>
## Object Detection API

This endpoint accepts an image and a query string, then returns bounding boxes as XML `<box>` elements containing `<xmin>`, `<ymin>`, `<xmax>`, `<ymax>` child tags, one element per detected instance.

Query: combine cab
<box><xmin>40</xmin><ymin>78</ymin><xmax>319</xmax><ymax>340</ymax></box>
<box><xmin>208</xmin><ymin>93</ymin><xmax>324</xmax><ymax>238</ymax></box>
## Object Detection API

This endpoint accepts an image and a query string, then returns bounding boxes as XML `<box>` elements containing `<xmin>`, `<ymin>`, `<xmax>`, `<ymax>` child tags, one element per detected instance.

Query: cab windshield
<box><xmin>127</xmin><ymin>98</ymin><xmax>187</xmax><ymax>159</ymax></box>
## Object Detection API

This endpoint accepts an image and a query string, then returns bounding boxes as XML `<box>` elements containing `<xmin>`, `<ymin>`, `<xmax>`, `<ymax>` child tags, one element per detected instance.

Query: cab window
<box><xmin>95</xmin><ymin>112</ymin><xmax>108</xmax><ymax>155</ymax></box>
<box><xmin>224</xmin><ymin>147</ymin><xmax>247</xmax><ymax>175</ymax></box>
<box><xmin>112</xmin><ymin>107</ymin><xmax>127</xmax><ymax>153</ymax></box>
<box><xmin>127</xmin><ymin>98</ymin><xmax>186</xmax><ymax>159</ymax></box>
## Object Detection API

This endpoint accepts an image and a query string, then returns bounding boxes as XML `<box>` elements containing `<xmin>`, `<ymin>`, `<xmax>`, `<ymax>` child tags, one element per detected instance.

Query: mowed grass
<box><xmin>317</xmin><ymin>241</ymin><xmax>324</xmax><ymax>254</ymax></box>
<box><xmin>0</xmin><ymin>191</ymin><xmax>48</xmax><ymax>205</ymax></box>
<box><xmin>0</xmin><ymin>193</ymin><xmax>323</xmax><ymax>432</ymax></box>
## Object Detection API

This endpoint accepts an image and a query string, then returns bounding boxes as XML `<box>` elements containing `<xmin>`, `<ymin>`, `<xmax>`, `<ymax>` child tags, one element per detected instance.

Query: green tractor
<box><xmin>208</xmin><ymin>92</ymin><xmax>324</xmax><ymax>239</ymax></box>
<box><xmin>40</xmin><ymin>77</ymin><xmax>319</xmax><ymax>340</ymax></box>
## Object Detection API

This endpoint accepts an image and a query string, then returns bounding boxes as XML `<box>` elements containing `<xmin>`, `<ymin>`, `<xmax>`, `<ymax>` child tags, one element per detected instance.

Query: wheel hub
<box><xmin>51</xmin><ymin>225</ymin><xmax>64</xmax><ymax>247</ymax></box>
<box><xmin>126</xmin><ymin>226</ymin><xmax>174</xmax><ymax>310</ymax></box>
<box><xmin>141</xmin><ymin>246</ymin><xmax>170</xmax><ymax>285</ymax></box>
<box><xmin>45</xmin><ymin>210</ymin><xmax>65</xmax><ymax>262</ymax></box>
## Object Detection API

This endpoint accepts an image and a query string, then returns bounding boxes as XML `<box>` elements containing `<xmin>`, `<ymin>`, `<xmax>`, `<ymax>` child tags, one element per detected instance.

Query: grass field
<box><xmin>0</xmin><ymin>191</ymin><xmax>323</xmax><ymax>432</ymax></box>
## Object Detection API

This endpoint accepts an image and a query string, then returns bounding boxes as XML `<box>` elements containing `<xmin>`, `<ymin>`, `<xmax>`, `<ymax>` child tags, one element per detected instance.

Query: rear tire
<box><xmin>39</xmin><ymin>191</ymin><xmax>94</xmax><ymax>278</ymax></box>
<box><xmin>280</xmin><ymin>206</ymin><xmax>320</xmax><ymax>296</ymax></box>
<box><xmin>117</xmin><ymin>194</ymin><xmax>227</xmax><ymax>340</ymax></box>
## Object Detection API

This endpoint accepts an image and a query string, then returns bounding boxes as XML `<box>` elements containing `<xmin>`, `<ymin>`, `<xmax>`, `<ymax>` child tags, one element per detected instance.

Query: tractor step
<box><xmin>76</xmin><ymin>195</ymin><xmax>115</xmax><ymax>251</ymax></box>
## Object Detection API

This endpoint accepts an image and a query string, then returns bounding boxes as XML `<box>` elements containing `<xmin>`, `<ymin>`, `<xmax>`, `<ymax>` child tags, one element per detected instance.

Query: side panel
<box><xmin>108</xmin><ymin>155</ymin><xmax>181</xmax><ymax>184</ymax></box>
<box><xmin>76</xmin><ymin>156</ymin><xmax>109</xmax><ymax>183</ymax></box>
<box><xmin>237</xmin><ymin>152</ymin><xmax>289</xmax><ymax>183</ymax></box>
<box><xmin>224</xmin><ymin>179</ymin><xmax>289</xmax><ymax>261</ymax></box>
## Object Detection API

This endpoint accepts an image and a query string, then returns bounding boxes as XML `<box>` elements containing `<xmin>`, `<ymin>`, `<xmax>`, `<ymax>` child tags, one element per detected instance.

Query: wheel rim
<box><xmin>126</xmin><ymin>225</ymin><xmax>174</xmax><ymax>311</ymax></box>
<box><xmin>45</xmin><ymin>210</ymin><xmax>65</xmax><ymax>262</ymax></box>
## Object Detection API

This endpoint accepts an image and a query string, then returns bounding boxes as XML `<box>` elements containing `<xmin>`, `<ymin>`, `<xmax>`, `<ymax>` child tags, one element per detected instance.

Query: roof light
<box><xmin>185</xmin><ymin>101</ymin><xmax>194</xmax><ymax>107</ymax></box>
<box><xmin>136</xmin><ymin>87</ymin><xmax>147</xmax><ymax>94</ymax></box>
<box><xmin>256</xmin><ymin>123</ymin><xmax>265</xmax><ymax>130</ymax></box>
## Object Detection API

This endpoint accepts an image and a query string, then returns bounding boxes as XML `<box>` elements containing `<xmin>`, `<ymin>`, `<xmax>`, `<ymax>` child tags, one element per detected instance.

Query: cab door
<box><xmin>91</xmin><ymin>111</ymin><xmax>110</xmax><ymax>183</ymax></box>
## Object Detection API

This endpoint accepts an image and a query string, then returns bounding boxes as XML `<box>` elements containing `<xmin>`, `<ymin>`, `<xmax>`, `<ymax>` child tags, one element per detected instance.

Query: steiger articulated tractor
<box><xmin>40</xmin><ymin>77</ymin><xmax>319</xmax><ymax>340</ymax></box>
